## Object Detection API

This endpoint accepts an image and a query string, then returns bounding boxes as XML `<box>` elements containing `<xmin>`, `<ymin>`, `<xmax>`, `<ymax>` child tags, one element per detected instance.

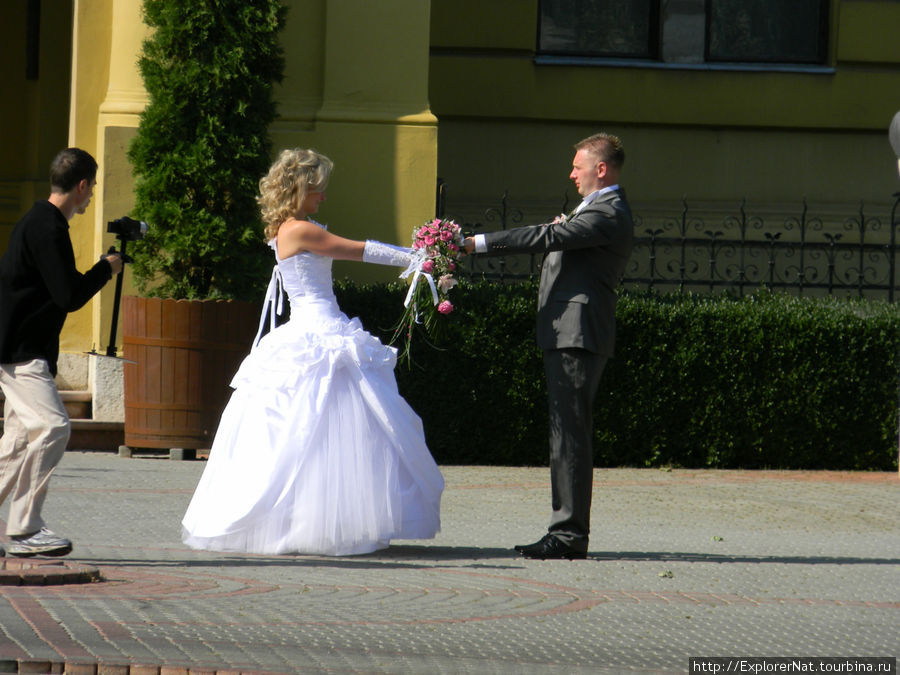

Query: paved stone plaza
<box><xmin>1</xmin><ymin>452</ymin><xmax>898</xmax><ymax>674</ymax></box>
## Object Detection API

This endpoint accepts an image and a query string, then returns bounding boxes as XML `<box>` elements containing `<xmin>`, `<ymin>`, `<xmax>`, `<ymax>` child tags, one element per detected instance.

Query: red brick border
<box><xmin>0</xmin><ymin>661</ymin><xmax>288</xmax><ymax>674</ymax></box>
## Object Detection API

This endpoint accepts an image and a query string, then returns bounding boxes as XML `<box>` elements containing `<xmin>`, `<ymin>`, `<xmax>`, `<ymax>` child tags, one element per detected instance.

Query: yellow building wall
<box><xmin>0</xmin><ymin>1</ymin><xmax>73</xmax><ymax>248</ymax></box>
<box><xmin>68</xmin><ymin>0</ymin><xmax>117</xmax><ymax>357</ymax></box>
<box><xmin>59</xmin><ymin>0</ymin><xmax>438</xmax><ymax>357</ymax></box>
<box><xmin>429</xmin><ymin>0</ymin><xmax>900</xmax><ymax>228</ymax></box>
<box><xmin>12</xmin><ymin>0</ymin><xmax>897</xmax><ymax>361</ymax></box>
<box><xmin>0</xmin><ymin>0</ymin><xmax>101</xmax><ymax>367</ymax></box>
<box><xmin>269</xmin><ymin>0</ymin><xmax>438</xmax><ymax>283</ymax></box>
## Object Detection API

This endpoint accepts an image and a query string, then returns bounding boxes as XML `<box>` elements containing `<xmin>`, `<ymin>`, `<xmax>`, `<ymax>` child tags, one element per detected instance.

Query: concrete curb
<box><xmin>0</xmin><ymin>559</ymin><xmax>100</xmax><ymax>586</ymax></box>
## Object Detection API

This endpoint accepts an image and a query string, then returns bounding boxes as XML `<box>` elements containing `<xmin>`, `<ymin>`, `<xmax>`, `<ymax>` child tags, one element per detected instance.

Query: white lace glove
<box><xmin>362</xmin><ymin>240</ymin><xmax>417</xmax><ymax>267</ymax></box>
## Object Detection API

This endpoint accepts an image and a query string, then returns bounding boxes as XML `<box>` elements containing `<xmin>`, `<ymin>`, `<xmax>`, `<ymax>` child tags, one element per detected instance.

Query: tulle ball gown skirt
<box><xmin>181</xmin><ymin>306</ymin><xmax>444</xmax><ymax>556</ymax></box>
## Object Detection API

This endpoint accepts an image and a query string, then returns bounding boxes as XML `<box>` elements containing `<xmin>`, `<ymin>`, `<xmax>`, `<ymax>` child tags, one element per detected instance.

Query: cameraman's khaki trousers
<box><xmin>0</xmin><ymin>359</ymin><xmax>70</xmax><ymax>536</ymax></box>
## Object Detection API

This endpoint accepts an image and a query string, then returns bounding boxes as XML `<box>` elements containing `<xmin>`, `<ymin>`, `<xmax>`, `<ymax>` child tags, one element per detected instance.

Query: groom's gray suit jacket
<box><xmin>482</xmin><ymin>188</ymin><xmax>634</xmax><ymax>355</ymax></box>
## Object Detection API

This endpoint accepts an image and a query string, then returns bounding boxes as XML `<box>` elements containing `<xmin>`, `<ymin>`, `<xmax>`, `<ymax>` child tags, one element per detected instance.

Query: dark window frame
<box><xmin>535</xmin><ymin>0</ymin><xmax>830</xmax><ymax>68</ymax></box>
<box><xmin>704</xmin><ymin>0</ymin><xmax>829</xmax><ymax>66</ymax></box>
<box><xmin>536</xmin><ymin>0</ymin><xmax>662</xmax><ymax>61</ymax></box>
<box><xmin>26</xmin><ymin>0</ymin><xmax>41</xmax><ymax>80</ymax></box>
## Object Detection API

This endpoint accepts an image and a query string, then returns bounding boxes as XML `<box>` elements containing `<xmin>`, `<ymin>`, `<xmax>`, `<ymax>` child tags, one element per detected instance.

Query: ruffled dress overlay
<box><xmin>182</xmin><ymin>234</ymin><xmax>444</xmax><ymax>555</ymax></box>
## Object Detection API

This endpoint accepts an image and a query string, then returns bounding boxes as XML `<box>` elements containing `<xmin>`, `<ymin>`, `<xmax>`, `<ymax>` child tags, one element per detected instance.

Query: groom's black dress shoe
<box><xmin>514</xmin><ymin>534</ymin><xmax>587</xmax><ymax>560</ymax></box>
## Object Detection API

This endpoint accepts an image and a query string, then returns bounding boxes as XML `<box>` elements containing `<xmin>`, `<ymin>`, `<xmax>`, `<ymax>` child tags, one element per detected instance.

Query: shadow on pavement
<box><xmin>588</xmin><ymin>550</ymin><xmax>900</xmax><ymax>565</ymax></box>
<box><xmin>73</xmin><ymin>545</ymin><xmax>900</xmax><ymax>570</ymax></box>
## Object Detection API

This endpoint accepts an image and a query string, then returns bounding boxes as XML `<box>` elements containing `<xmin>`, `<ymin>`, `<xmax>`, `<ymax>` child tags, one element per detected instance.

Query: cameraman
<box><xmin>0</xmin><ymin>147</ymin><xmax>122</xmax><ymax>557</ymax></box>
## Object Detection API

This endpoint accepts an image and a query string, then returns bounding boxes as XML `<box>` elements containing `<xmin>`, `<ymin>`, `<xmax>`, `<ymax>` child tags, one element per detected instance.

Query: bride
<box><xmin>181</xmin><ymin>148</ymin><xmax>444</xmax><ymax>556</ymax></box>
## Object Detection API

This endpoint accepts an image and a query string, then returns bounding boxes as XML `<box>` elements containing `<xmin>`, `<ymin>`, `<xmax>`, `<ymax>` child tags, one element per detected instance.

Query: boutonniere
<box><xmin>551</xmin><ymin>208</ymin><xmax>579</xmax><ymax>225</ymax></box>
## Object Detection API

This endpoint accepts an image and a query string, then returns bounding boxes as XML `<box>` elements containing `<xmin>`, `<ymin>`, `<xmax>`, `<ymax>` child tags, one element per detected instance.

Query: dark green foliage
<box><xmin>598</xmin><ymin>291</ymin><xmax>900</xmax><ymax>470</ymax></box>
<box><xmin>336</xmin><ymin>279</ymin><xmax>547</xmax><ymax>465</ymax></box>
<box><xmin>128</xmin><ymin>0</ymin><xmax>286</xmax><ymax>300</ymax></box>
<box><xmin>336</xmin><ymin>281</ymin><xmax>900</xmax><ymax>471</ymax></box>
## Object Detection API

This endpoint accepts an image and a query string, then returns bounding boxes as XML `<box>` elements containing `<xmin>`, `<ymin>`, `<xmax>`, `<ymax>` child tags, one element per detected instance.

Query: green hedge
<box><xmin>335</xmin><ymin>281</ymin><xmax>900</xmax><ymax>471</ymax></box>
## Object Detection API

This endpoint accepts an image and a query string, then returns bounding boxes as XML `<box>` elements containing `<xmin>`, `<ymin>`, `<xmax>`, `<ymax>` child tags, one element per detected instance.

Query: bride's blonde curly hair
<box><xmin>258</xmin><ymin>148</ymin><xmax>333</xmax><ymax>240</ymax></box>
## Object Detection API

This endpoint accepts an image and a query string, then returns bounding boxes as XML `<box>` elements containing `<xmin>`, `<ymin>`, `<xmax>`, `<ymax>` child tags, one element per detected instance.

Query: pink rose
<box><xmin>422</xmin><ymin>260</ymin><xmax>434</xmax><ymax>273</ymax></box>
<box><xmin>437</xmin><ymin>300</ymin><xmax>453</xmax><ymax>314</ymax></box>
<box><xmin>448</xmin><ymin>261</ymin><xmax>456</xmax><ymax>271</ymax></box>
<box><xmin>424</xmin><ymin>235</ymin><xmax>436</xmax><ymax>246</ymax></box>
<box><xmin>440</xmin><ymin>230</ymin><xmax>453</xmax><ymax>241</ymax></box>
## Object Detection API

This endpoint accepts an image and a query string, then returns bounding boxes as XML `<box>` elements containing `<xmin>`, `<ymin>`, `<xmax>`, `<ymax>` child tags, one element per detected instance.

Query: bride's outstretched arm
<box><xmin>276</xmin><ymin>218</ymin><xmax>366</xmax><ymax>261</ymax></box>
<box><xmin>276</xmin><ymin>218</ymin><xmax>420</xmax><ymax>270</ymax></box>
<box><xmin>361</xmin><ymin>240</ymin><xmax>419</xmax><ymax>267</ymax></box>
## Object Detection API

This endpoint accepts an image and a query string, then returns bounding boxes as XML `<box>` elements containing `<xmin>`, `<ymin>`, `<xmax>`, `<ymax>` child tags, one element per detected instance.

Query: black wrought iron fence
<box><xmin>441</xmin><ymin>185</ymin><xmax>900</xmax><ymax>301</ymax></box>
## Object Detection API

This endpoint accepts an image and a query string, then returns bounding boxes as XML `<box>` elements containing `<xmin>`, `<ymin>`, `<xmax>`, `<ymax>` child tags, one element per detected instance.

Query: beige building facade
<box><xmin>1</xmin><ymin>0</ymin><xmax>899</xmax><ymax>412</ymax></box>
<box><xmin>1</xmin><ymin>0</ymin><xmax>437</xmax><ymax>398</ymax></box>
<box><xmin>430</xmin><ymin>0</ymin><xmax>900</xmax><ymax>227</ymax></box>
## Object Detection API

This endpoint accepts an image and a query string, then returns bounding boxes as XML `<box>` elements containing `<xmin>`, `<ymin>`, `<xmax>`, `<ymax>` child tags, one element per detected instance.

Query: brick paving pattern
<box><xmin>0</xmin><ymin>453</ymin><xmax>897</xmax><ymax>674</ymax></box>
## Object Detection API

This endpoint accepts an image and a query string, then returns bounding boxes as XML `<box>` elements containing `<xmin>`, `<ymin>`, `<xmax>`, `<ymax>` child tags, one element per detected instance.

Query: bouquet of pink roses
<box><xmin>391</xmin><ymin>218</ymin><xmax>463</xmax><ymax>364</ymax></box>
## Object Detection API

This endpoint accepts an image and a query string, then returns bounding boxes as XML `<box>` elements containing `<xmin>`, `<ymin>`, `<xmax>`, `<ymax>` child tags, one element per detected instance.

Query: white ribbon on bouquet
<box><xmin>399</xmin><ymin>249</ymin><xmax>439</xmax><ymax>314</ymax></box>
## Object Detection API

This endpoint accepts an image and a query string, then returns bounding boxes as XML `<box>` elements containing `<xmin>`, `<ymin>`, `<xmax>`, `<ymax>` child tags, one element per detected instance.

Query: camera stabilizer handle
<box><xmin>105</xmin><ymin>217</ymin><xmax>147</xmax><ymax>357</ymax></box>
<box><xmin>105</xmin><ymin>239</ymin><xmax>128</xmax><ymax>357</ymax></box>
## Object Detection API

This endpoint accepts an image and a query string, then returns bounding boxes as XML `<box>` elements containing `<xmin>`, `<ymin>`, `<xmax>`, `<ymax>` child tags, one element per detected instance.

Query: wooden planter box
<box><xmin>122</xmin><ymin>295</ymin><xmax>259</xmax><ymax>455</ymax></box>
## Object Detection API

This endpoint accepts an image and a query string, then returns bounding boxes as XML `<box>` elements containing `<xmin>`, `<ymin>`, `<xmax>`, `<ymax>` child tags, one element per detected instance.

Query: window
<box><xmin>26</xmin><ymin>0</ymin><xmax>40</xmax><ymax>80</ymax></box>
<box><xmin>706</xmin><ymin>0</ymin><xmax>828</xmax><ymax>64</ymax></box>
<box><xmin>538</xmin><ymin>0</ymin><xmax>659</xmax><ymax>60</ymax></box>
<box><xmin>537</xmin><ymin>0</ymin><xmax>829</xmax><ymax>67</ymax></box>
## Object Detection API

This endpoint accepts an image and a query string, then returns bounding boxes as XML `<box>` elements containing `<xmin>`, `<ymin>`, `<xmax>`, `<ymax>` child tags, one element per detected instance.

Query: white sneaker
<box><xmin>6</xmin><ymin>527</ymin><xmax>73</xmax><ymax>557</ymax></box>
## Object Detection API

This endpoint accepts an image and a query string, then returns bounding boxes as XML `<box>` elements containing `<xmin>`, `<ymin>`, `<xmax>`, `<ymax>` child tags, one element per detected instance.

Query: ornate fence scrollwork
<box><xmin>445</xmin><ymin>189</ymin><xmax>900</xmax><ymax>299</ymax></box>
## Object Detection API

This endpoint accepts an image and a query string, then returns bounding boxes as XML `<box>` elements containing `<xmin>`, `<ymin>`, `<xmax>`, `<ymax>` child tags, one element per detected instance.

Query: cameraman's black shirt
<box><xmin>0</xmin><ymin>200</ymin><xmax>112</xmax><ymax>375</ymax></box>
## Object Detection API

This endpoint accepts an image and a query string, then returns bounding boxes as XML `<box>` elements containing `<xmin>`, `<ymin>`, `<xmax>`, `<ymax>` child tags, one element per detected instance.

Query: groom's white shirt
<box><xmin>472</xmin><ymin>184</ymin><xmax>619</xmax><ymax>253</ymax></box>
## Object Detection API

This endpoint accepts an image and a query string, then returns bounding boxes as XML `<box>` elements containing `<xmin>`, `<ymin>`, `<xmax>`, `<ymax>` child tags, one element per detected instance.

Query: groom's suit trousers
<box><xmin>543</xmin><ymin>348</ymin><xmax>607</xmax><ymax>550</ymax></box>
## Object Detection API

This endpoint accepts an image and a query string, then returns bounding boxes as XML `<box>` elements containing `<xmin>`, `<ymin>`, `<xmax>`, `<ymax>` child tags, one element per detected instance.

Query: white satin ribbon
<box><xmin>252</xmin><ymin>265</ymin><xmax>285</xmax><ymax>349</ymax></box>
<box><xmin>399</xmin><ymin>250</ymin><xmax>439</xmax><ymax>309</ymax></box>
<box><xmin>402</xmin><ymin>269</ymin><xmax>439</xmax><ymax>309</ymax></box>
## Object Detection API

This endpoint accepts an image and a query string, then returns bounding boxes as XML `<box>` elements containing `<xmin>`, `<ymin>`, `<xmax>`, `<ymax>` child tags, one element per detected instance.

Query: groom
<box><xmin>464</xmin><ymin>133</ymin><xmax>634</xmax><ymax>559</ymax></box>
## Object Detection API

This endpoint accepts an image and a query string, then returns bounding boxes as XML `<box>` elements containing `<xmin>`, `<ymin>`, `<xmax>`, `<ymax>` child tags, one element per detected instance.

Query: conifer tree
<box><xmin>128</xmin><ymin>0</ymin><xmax>286</xmax><ymax>300</ymax></box>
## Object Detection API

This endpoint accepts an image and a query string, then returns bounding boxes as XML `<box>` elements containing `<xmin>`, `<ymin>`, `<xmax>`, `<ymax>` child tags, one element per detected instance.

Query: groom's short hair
<box><xmin>576</xmin><ymin>133</ymin><xmax>625</xmax><ymax>171</ymax></box>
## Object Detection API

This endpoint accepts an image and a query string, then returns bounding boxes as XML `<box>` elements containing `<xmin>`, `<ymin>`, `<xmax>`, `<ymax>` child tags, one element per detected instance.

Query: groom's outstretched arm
<box><xmin>465</xmin><ymin>201</ymin><xmax>631</xmax><ymax>257</ymax></box>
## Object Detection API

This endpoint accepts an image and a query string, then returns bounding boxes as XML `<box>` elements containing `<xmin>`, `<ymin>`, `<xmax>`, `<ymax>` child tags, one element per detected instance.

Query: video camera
<box><xmin>107</xmin><ymin>216</ymin><xmax>148</xmax><ymax>242</ymax></box>
<box><xmin>105</xmin><ymin>217</ymin><xmax>148</xmax><ymax>264</ymax></box>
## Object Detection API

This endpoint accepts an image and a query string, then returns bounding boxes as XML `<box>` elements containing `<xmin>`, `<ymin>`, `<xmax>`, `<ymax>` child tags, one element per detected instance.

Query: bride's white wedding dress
<box><xmin>182</xmin><ymin>231</ymin><xmax>444</xmax><ymax>555</ymax></box>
